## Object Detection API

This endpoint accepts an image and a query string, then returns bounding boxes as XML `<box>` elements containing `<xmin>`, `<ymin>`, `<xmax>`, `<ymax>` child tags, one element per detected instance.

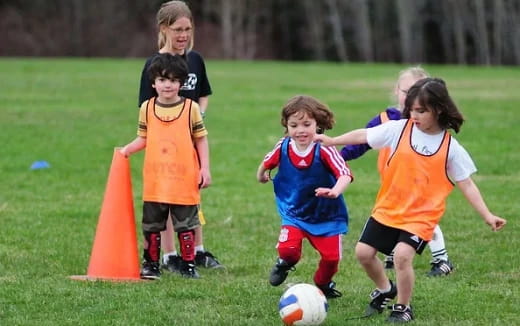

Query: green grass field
<box><xmin>0</xmin><ymin>58</ymin><xmax>519</xmax><ymax>325</ymax></box>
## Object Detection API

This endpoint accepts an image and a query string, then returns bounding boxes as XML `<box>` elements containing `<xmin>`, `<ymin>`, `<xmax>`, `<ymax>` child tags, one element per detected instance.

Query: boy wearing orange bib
<box><xmin>121</xmin><ymin>53</ymin><xmax>211</xmax><ymax>280</ymax></box>
<box><xmin>315</xmin><ymin>78</ymin><xmax>506</xmax><ymax>323</ymax></box>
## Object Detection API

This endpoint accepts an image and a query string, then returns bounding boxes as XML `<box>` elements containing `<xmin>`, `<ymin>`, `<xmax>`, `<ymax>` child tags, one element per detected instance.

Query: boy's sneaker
<box><xmin>140</xmin><ymin>261</ymin><xmax>161</xmax><ymax>280</ymax></box>
<box><xmin>180</xmin><ymin>261</ymin><xmax>200</xmax><ymax>279</ymax></box>
<box><xmin>384</xmin><ymin>252</ymin><xmax>395</xmax><ymax>270</ymax></box>
<box><xmin>316</xmin><ymin>281</ymin><xmax>342</xmax><ymax>299</ymax></box>
<box><xmin>161</xmin><ymin>254</ymin><xmax>181</xmax><ymax>273</ymax></box>
<box><xmin>269</xmin><ymin>258</ymin><xmax>295</xmax><ymax>286</ymax></box>
<box><xmin>364</xmin><ymin>280</ymin><xmax>397</xmax><ymax>316</ymax></box>
<box><xmin>384</xmin><ymin>258</ymin><xmax>395</xmax><ymax>270</ymax></box>
<box><xmin>195</xmin><ymin>251</ymin><xmax>225</xmax><ymax>269</ymax></box>
<box><xmin>387</xmin><ymin>304</ymin><xmax>414</xmax><ymax>323</ymax></box>
<box><xmin>427</xmin><ymin>259</ymin><xmax>454</xmax><ymax>277</ymax></box>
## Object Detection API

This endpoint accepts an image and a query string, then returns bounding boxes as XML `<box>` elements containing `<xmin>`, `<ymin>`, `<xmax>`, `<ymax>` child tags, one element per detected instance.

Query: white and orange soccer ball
<box><xmin>278</xmin><ymin>283</ymin><xmax>328</xmax><ymax>325</ymax></box>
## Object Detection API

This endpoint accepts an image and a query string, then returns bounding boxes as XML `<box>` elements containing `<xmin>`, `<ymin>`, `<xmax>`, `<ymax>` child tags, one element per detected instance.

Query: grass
<box><xmin>0</xmin><ymin>58</ymin><xmax>519</xmax><ymax>325</ymax></box>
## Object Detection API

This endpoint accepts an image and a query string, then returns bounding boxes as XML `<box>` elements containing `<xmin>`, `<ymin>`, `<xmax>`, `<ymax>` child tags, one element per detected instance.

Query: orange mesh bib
<box><xmin>372</xmin><ymin>120</ymin><xmax>453</xmax><ymax>240</ymax></box>
<box><xmin>142</xmin><ymin>98</ymin><xmax>200</xmax><ymax>205</ymax></box>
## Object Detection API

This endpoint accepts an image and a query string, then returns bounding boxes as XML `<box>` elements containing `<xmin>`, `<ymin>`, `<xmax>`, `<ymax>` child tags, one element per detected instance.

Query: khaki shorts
<box><xmin>142</xmin><ymin>201</ymin><xmax>200</xmax><ymax>233</ymax></box>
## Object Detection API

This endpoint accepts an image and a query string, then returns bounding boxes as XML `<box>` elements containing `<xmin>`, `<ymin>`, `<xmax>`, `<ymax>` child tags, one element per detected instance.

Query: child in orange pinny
<box><xmin>315</xmin><ymin>78</ymin><xmax>506</xmax><ymax>322</ymax></box>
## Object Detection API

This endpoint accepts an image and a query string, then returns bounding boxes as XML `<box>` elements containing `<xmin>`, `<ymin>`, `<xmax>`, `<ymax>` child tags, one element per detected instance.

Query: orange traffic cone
<box><xmin>71</xmin><ymin>148</ymin><xmax>141</xmax><ymax>281</ymax></box>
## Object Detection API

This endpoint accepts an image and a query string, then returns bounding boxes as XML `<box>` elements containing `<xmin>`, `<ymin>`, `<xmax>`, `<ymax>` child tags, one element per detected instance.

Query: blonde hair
<box><xmin>395</xmin><ymin>66</ymin><xmax>429</xmax><ymax>89</ymax></box>
<box><xmin>156</xmin><ymin>1</ymin><xmax>194</xmax><ymax>51</ymax></box>
<box><xmin>392</xmin><ymin>66</ymin><xmax>429</xmax><ymax>102</ymax></box>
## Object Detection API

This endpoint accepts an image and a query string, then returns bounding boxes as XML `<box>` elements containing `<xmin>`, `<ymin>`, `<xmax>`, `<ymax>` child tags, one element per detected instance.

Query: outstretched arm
<box><xmin>456</xmin><ymin>177</ymin><xmax>507</xmax><ymax>231</ymax></box>
<box><xmin>341</xmin><ymin>113</ymin><xmax>385</xmax><ymax>160</ymax></box>
<box><xmin>194</xmin><ymin>136</ymin><xmax>211</xmax><ymax>188</ymax></box>
<box><xmin>314</xmin><ymin>129</ymin><xmax>368</xmax><ymax>147</ymax></box>
<box><xmin>120</xmin><ymin>136</ymin><xmax>146</xmax><ymax>157</ymax></box>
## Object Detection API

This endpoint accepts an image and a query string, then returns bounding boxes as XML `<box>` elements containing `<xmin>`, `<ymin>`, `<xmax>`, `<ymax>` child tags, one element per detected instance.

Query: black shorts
<box><xmin>358</xmin><ymin>217</ymin><xmax>428</xmax><ymax>255</ymax></box>
<box><xmin>142</xmin><ymin>202</ymin><xmax>200</xmax><ymax>233</ymax></box>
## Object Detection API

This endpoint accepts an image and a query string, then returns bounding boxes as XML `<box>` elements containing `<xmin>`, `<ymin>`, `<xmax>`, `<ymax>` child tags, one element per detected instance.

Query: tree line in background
<box><xmin>1</xmin><ymin>0</ymin><xmax>519</xmax><ymax>65</ymax></box>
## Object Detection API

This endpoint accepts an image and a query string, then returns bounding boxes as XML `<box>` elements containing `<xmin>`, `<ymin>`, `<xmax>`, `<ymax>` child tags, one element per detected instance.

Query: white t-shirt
<box><xmin>366</xmin><ymin>119</ymin><xmax>476</xmax><ymax>182</ymax></box>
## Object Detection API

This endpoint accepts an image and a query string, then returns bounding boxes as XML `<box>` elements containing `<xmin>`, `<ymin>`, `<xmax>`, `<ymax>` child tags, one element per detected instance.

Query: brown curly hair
<box><xmin>280</xmin><ymin>95</ymin><xmax>335</xmax><ymax>134</ymax></box>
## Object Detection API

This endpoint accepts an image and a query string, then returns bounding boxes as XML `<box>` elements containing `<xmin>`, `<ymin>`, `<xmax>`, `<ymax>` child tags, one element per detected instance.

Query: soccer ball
<box><xmin>278</xmin><ymin>283</ymin><xmax>328</xmax><ymax>325</ymax></box>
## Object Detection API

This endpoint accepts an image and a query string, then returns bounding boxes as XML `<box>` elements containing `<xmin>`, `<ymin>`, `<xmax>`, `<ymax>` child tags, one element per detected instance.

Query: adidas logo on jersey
<box><xmin>410</xmin><ymin>235</ymin><xmax>420</xmax><ymax>243</ymax></box>
<box><xmin>297</xmin><ymin>159</ymin><xmax>308</xmax><ymax>167</ymax></box>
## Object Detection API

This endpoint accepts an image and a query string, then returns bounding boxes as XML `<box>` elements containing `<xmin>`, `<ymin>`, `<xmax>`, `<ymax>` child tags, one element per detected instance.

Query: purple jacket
<box><xmin>340</xmin><ymin>107</ymin><xmax>401</xmax><ymax>161</ymax></box>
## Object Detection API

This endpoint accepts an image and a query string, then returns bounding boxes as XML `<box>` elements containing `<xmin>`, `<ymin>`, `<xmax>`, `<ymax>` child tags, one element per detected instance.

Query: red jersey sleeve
<box><xmin>320</xmin><ymin>145</ymin><xmax>354</xmax><ymax>181</ymax></box>
<box><xmin>263</xmin><ymin>138</ymin><xmax>284</xmax><ymax>170</ymax></box>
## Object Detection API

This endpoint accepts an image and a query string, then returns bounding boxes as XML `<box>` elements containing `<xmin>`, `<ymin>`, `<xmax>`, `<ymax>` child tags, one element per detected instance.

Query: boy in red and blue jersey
<box><xmin>258</xmin><ymin>95</ymin><xmax>353</xmax><ymax>299</ymax></box>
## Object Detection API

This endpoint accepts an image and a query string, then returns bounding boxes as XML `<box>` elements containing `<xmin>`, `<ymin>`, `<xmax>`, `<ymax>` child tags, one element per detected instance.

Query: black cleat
<box><xmin>195</xmin><ymin>251</ymin><xmax>225</xmax><ymax>269</ymax></box>
<box><xmin>180</xmin><ymin>261</ymin><xmax>200</xmax><ymax>279</ymax></box>
<box><xmin>161</xmin><ymin>254</ymin><xmax>181</xmax><ymax>273</ymax></box>
<box><xmin>269</xmin><ymin>258</ymin><xmax>295</xmax><ymax>286</ymax></box>
<box><xmin>384</xmin><ymin>256</ymin><xmax>395</xmax><ymax>270</ymax></box>
<box><xmin>364</xmin><ymin>280</ymin><xmax>397</xmax><ymax>316</ymax></box>
<box><xmin>140</xmin><ymin>261</ymin><xmax>161</xmax><ymax>280</ymax></box>
<box><xmin>427</xmin><ymin>259</ymin><xmax>454</xmax><ymax>277</ymax></box>
<box><xmin>316</xmin><ymin>281</ymin><xmax>342</xmax><ymax>299</ymax></box>
<box><xmin>387</xmin><ymin>304</ymin><xmax>414</xmax><ymax>323</ymax></box>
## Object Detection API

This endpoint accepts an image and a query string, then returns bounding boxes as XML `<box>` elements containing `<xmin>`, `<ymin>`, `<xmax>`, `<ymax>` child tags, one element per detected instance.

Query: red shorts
<box><xmin>277</xmin><ymin>225</ymin><xmax>342</xmax><ymax>261</ymax></box>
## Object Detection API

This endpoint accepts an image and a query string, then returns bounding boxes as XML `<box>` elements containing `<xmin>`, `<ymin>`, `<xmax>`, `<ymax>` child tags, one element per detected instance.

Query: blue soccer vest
<box><xmin>273</xmin><ymin>137</ymin><xmax>349</xmax><ymax>236</ymax></box>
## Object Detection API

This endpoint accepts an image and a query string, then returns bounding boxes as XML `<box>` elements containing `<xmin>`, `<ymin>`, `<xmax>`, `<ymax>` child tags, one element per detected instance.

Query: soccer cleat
<box><xmin>161</xmin><ymin>254</ymin><xmax>181</xmax><ymax>273</ymax></box>
<box><xmin>140</xmin><ymin>261</ymin><xmax>161</xmax><ymax>280</ymax></box>
<box><xmin>316</xmin><ymin>281</ymin><xmax>342</xmax><ymax>299</ymax></box>
<box><xmin>180</xmin><ymin>261</ymin><xmax>201</xmax><ymax>279</ymax></box>
<box><xmin>364</xmin><ymin>280</ymin><xmax>397</xmax><ymax>316</ymax></box>
<box><xmin>384</xmin><ymin>252</ymin><xmax>395</xmax><ymax>270</ymax></box>
<box><xmin>387</xmin><ymin>304</ymin><xmax>414</xmax><ymax>323</ymax></box>
<box><xmin>195</xmin><ymin>251</ymin><xmax>225</xmax><ymax>269</ymax></box>
<box><xmin>269</xmin><ymin>258</ymin><xmax>295</xmax><ymax>286</ymax></box>
<box><xmin>384</xmin><ymin>257</ymin><xmax>395</xmax><ymax>270</ymax></box>
<box><xmin>427</xmin><ymin>259</ymin><xmax>454</xmax><ymax>277</ymax></box>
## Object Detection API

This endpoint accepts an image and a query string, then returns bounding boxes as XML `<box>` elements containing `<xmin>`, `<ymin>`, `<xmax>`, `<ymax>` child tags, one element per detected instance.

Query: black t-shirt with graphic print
<box><xmin>138</xmin><ymin>50</ymin><xmax>212</xmax><ymax>107</ymax></box>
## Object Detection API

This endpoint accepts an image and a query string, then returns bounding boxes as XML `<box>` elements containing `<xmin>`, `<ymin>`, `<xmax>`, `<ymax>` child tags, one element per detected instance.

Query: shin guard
<box><xmin>178</xmin><ymin>230</ymin><xmax>195</xmax><ymax>261</ymax></box>
<box><xmin>143</xmin><ymin>232</ymin><xmax>161</xmax><ymax>262</ymax></box>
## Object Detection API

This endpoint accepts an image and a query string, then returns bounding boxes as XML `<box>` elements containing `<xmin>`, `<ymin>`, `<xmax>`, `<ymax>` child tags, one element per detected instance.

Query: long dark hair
<box><xmin>403</xmin><ymin>78</ymin><xmax>464</xmax><ymax>133</ymax></box>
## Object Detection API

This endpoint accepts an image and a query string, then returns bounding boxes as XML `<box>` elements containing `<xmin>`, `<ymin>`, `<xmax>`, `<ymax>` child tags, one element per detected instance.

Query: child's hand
<box><xmin>199</xmin><ymin>168</ymin><xmax>212</xmax><ymax>189</ymax></box>
<box><xmin>314</xmin><ymin>134</ymin><xmax>334</xmax><ymax>147</ymax></box>
<box><xmin>119</xmin><ymin>146</ymin><xmax>129</xmax><ymax>157</ymax></box>
<box><xmin>257</xmin><ymin>171</ymin><xmax>270</xmax><ymax>183</ymax></box>
<box><xmin>486</xmin><ymin>215</ymin><xmax>507</xmax><ymax>231</ymax></box>
<box><xmin>315</xmin><ymin>187</ymin><xmax>339</xmax><ymax>198</ymax></box>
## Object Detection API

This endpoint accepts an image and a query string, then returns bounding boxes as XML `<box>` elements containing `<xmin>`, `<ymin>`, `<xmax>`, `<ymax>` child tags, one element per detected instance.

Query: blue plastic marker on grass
<box><xmin>30</xmin><ymin>161</ymin><xmax>50</xmax><ymax>170</ymax></box>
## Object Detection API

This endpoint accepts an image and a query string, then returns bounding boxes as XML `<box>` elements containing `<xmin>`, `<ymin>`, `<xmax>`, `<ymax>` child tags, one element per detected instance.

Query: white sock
<box><xmin>195</xmin><ymin>245</ymin><xmax>205</xmax><ymax>253</ymax></box>
<box><xmin>428</xmin><ymin>225</ymin><xmax>449</xmax><ymax>261</ymax></box>
<box><xmin>377</xmin><ymin>282</ymin><xmax>392</xmax><ymax>293</ymax></box>
<box><xmin>163</xmin><ymin>251</ymin><xmax>178</xmax><ymax>264</ymax></box>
